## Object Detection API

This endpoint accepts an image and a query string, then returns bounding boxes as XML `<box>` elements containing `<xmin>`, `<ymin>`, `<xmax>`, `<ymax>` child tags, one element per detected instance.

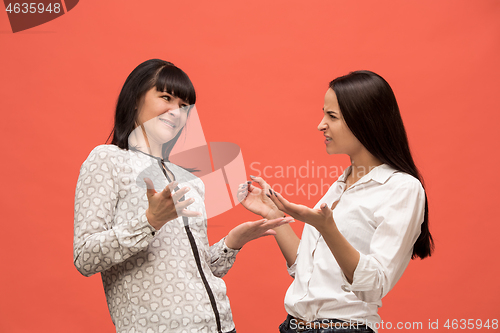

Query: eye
<box><xmin>162</xmin><ymin>95</ymin><xmax>171</xmax><ymax>101</ymax></box>
<box><xmin>328</xmin><ymin>112</ymin><xmax>337</xmax><ymax>119</ymax></box>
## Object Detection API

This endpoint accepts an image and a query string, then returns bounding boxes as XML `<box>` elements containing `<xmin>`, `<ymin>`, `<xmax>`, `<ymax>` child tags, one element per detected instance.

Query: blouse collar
<box><xmin>338</xmin><ymin>164</ymin><xmax>398</xmax><ymax>186</ymax></box>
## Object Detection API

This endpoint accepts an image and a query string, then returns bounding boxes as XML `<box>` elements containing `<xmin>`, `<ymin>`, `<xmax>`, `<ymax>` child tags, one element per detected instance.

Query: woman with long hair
<box><xmin>73</xmin><ymin>59</ymin><xmax>290</xmax><ymax>333</ymax></box>
<box><xmin>239</xmin><ymin>70</ymin><xmax>433</xmax><ymax>333</ymax></box>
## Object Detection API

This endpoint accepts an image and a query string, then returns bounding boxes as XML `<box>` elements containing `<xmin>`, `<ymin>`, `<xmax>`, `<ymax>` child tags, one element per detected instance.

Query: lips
<box><xmin>159</xmin><ymin>118</ymin><xmax>176</xmax><ymax>128</ymax></box>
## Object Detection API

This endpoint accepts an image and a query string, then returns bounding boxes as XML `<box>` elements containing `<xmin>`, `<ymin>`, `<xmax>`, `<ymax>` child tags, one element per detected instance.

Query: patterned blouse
<box><xmin>74</xmin><ymin>145</ymin><xmax>239</xmax><ymax>333</ymax></box>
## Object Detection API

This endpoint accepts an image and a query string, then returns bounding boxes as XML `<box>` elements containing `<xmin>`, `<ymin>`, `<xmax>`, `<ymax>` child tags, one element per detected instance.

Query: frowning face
<box><xmin>317</xmin><ymin>88</ymin><xmax>363</xmax><ymax>156</ymax></box>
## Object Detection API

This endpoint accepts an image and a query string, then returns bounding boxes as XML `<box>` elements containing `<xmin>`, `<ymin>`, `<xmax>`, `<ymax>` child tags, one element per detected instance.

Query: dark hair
<box><xmin>330</xmin><ymin>70</ymin><xmax>434</xmax><ymax>259</ymax></box>
<box><xmin>108</xmin><ymin>59</ymin><xmax>196</xmax><ymax>160</ymax></box>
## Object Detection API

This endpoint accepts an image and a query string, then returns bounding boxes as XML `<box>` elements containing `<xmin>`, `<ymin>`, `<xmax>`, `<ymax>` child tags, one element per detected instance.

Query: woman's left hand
<box><xmin>267</xmin><ymin>189</ymin><xmax>338</xmax><ymax>232</ymax></box>
<box><xmin>225</xmin><ymin>216</ymin><xmax>294</xmax><ymax>250</ymax></box>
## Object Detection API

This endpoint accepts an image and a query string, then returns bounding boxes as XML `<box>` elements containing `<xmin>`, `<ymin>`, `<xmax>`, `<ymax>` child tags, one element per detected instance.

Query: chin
<box><xmin>326</xmin><ymin>147</ymin><xmax>336</xmax><ymax>155</ymax></box>
<box><xmin>159</xmin><ymin>134</ymin><xmax>177</xmax><ymax>144</ymax></box>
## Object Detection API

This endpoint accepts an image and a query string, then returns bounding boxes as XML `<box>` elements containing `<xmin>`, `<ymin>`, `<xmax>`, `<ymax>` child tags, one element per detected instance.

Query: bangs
<box><xmin>154</xmin><ymin>65</ymin><xmax>196</xmax><ymax>105</ymax></box>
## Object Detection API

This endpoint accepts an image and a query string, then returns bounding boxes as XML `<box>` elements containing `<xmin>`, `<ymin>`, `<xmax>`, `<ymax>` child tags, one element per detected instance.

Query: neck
<box><xmin>348</xmin><ymin>151</ymin><xmax>383</xmax><ymax>182</ymax></box>
<box><xmin>129</xmin><ymin>126</ymin><xmax>163</xmax><ymax>159</ymax></box>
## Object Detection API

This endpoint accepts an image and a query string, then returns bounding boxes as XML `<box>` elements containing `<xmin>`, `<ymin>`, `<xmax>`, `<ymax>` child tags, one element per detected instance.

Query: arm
<box><xmin>207</xmin><ymin>216</ymin><xmax>292</xmax><ymax>277</ymax></box>
<box><xmin>74</xmin><ymin>148</ymin><xmax>200</xmax><ymax>277</ymax></box>
<box><xmin>271</xmin><ymin>223</ymin><xmax>300</xmax><ymax>268</ymax></box>
<box><xmin>208</xmin><ymin>237</ymin><xmax>240</xmax><ymax>278</ymax></box>
<box><xmin>73</xmin><ymin>147</ymin><xmax>156</xmax><ymax>277</ymax></box>
<box><xmin>339</xmin><ymin>181</ymin><xmax>425</xmax><ymax>302</ymax></box>
<box><xmin>267</xmin><ymin>192</ymin><xmax>352</xmax><ymax>276</ymax></box>
<box><xmin>237</xmin><ymin>176</ymin><xmax>300</xmax><ymax>267</ymax></box>
<box><xmin>269</xmin><ymin>180</ymin><xmax>425</xmax><ymax>302</ymax></box>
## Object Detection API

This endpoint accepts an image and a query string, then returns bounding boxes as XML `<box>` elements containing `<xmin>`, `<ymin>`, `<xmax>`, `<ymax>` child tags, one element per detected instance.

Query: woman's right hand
<box><xmin>144</xmin><ymin>178</ymin><xmax>201</xmax><ymax>230</ymax></box>
<box><xmin>237</xmin><ymin>175</ymin><xmax>285</xmax><ymax>220</ymax></box>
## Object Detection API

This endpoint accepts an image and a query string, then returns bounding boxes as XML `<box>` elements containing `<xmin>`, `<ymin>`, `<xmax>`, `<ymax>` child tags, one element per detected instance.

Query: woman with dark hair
<box><xmin>73</xmin><ymin>59</ymin><xmax>290</xmax><ymax>333</ymax></box>
<box><xmin>239</xmin><ymin>70</ymin><xmax>433</xmax><ymax>333</ymax></box>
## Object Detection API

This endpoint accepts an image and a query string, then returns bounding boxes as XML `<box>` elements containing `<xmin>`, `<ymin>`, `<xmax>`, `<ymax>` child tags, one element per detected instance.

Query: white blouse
<box><xmin>284</xmin><ymin>164</ymin><xmax>425</xmax><ymax>332</ymax></box>
<box><xmin>73</xmin><ymin>145</ymin><xmax>239</xmax><ymax>333</ymax></box>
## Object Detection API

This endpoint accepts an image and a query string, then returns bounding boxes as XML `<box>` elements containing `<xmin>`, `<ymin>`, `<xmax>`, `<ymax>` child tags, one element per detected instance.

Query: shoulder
<box><xmin>80</xmin><ymin>144</ymin><xmax>132</xmax><ymax>175</ymax></box>
<box><xmin>85</xmin><ymin>144</ymin><xmax>126</xmax><ymax>160</ymax></box>
<box><xmin>82</xmin><ymin>144</ymin><xmax>133</xmax><ymax>165</ymax></box>
<box><xmin>383</xmin><ymin>170</ymin><xmax>425</xmax><ymax>201</ymax></box>
<box><xmin>387</xmin><ymin>171</ymin><xmax>423</xmax><ymax>189</ymax></box>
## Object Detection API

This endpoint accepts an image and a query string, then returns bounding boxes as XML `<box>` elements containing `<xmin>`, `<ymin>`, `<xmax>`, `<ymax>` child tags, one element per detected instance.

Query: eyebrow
<box><xmin>322</xmin><ymin>108</ymin><xmax>338</xmax><ymax>114</ymax></box>
<box><xmin>159</xmin><ymin>91</ymin><xmax>189</xmax><ymax>105</ymax></box>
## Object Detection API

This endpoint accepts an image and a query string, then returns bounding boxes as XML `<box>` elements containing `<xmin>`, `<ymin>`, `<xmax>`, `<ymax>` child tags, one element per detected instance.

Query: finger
<box><xmin>252</xmin><ymin>218</ymin><xmax>268</xmax><ymax>225</ymax></box>
<box><xmin>239</xmin><ymin>181</ymin><xmax>251</xmax><ymax>188</ymax></box>
<box><xmin>249</xmin><ymin>175</ymin><xmax>270</xmax><ymax>190</ymax></box>
<box><xmin>167</xmin><ymin>181</ymin><xmax>179</xmax><ymax>191</ymax></box>
<box><xmin>175</xmin><ymin>197</ymin><xmax>196</xmax><ymax>211</ymax></box>
<box><xmin>260</xmin><ymin>230</ymin><xmax>277</xmax><ymax>237</ymax></box>
<box><xmin>266</xmin><ymin>193</ymin><xmax>286</xmax><ymax>212</ymax></box>
<box><xmin>237</xmin><ymin>187</ymin><xmax>249</xmax><ymax>195</ymax></box>
<box><xmin>237</xmin><ymin>189</ymin><xmax>248</xmax><ymax>203</ymax></box>
<box><xmin>160</xmin><ymin>184</ymin><xmax>173</xmax><ymax>199</ymax></box>
<box><xmin>262</xmin><ymin>217</ymin><xmax>293</xmax><ymax>228</ymax></box>
<box><xmin>246</xmin><ymin>184</ymin><xmax>260</xmax><ymax>194</ymax></box>
<box><xmin>178</xmin><ymin>209</ymin><xmax>203</xmax><ymax>217</ymax></box>
<box><xmin>263</xmin><ymin>217</ymin><xmax>285</xmax><ymax>224</ymax></box>
<box><xmin>236</xmin><ymin>190</ymin><xmax>244</xmax><ymax>201</ymax></box>
<box><xmin>267</xmin><ymin>190</ymin><xmax>287</xmax><ymax>212</ymax></box>
<box><xmin>320</xmin><ymin>203</ymin><xmax>332</xmax><ymax>216</ymax></box>
<box><xmin>172</xmin><ymin>186</ymin><xmax>190</xmax><ymax>202</ymax></box>
<box><xmin>144</xmin><ymin>178</ymin><xmax>157</xmax><ymax>198</ymax></box>
<box><xmin>331</xmin><ymin>200</ymin><xmax>339</xmax><ymax>210</ymax></box>
<box><xmin>237</xmin><ymin>187</ymin><xmax>249</xmax><ymax>194</ymax></box>
<box><xmin>273</xmin><ymin>192</ymin><xmax>297</xmax><ymax>213</ymax></box>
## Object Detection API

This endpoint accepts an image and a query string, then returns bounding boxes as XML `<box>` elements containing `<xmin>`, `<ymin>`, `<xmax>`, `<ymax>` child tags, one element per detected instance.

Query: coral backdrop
<box><xmin>1</xmin><ymin>1</ymin><xmax>499</xmax><ymax>332</ymax></box>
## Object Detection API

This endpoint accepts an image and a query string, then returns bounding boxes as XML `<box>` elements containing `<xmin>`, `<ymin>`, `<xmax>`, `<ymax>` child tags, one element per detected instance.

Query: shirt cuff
<box><xmin>286</xmin><ymin>260</ymin><xmax>297</xmax><ymax>278</ymax></box>
<box><xmin>141</xmin><ymin>211</ymin><xmax>160</xmax><ymax>237</ymax></box>
<box><xmin>222</xmin><ymin>237</ymin><xmax>240</xmax><ymax>256</ymax></box>
<box><xmin>340</xmin><ymin>252</ymin><xmax>368</xmax><ymax>292</ymax></box>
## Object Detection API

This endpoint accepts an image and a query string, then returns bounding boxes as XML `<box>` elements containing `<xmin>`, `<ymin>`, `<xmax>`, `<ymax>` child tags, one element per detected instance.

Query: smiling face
<box><xmin>318</xmin><ymin>88</ymin><xmax>364</xmax><ymax>156</ymax></box>
<box><xmin>136</xmin><ymin>87</ymin><xmax>190</xmax><ymax>146</ymax></box>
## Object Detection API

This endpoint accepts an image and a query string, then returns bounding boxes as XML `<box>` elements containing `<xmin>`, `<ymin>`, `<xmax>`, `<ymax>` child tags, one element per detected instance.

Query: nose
<box><xmin>167</xmin><ymin>106</ymin><xmax>181</xmax><ymax>117</ymax></box>
<box><xmin>318</xmin><ymin>117</ymin><xmax>327</xmax><ymax>131</ymax></box>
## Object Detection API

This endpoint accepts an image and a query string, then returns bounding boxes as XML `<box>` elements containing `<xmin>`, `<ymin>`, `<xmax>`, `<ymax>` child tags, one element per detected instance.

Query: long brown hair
<box><xmin>330</xmin><ymin>70</ymin><xmax>434</xmax><ymax>259</ymax></box>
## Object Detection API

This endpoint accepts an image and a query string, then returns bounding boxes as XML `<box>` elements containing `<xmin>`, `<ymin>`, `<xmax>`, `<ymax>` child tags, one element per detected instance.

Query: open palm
<box><xmin>267</xmin><ymin>190</ymin><xmax>339</xmax><ymax>231</ymax></box>
<box><xmin>237</xmin><ymin>176</ymin><xmax>283</xmax><ymax>219</ymax></box>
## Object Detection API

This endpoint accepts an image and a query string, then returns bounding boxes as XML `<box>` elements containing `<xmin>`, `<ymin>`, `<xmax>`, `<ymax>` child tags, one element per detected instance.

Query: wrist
<box><xmin>224</xmin><ymin>233</ymin><xmax>242</xmax><ymax>250</ymax></box>
<box><xmin>315</xmin><ymin>217</ymin><xmax>338</xmax><ymax>236</ymax></box>
<box><xmin>146</xmin><ymin>209</ymin><xmax>162</xmax><ymax>230</ymax></box>
<box><xmin>265</xmin><ymin>209</ymin><xmax>285</xmax><ymax>220</ymax></box>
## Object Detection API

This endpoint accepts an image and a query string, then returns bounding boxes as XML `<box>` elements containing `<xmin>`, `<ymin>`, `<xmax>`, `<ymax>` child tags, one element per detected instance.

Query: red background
<box><xmin>1</xmin><ymin>1</ymin><xmax>499</xmax><ymax>332</ymax></box>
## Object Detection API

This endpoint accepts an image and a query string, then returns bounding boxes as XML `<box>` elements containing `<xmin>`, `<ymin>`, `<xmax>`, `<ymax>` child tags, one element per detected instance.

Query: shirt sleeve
<box><xmin>286</xmin><ymin>240</ymin><xmax>302</xmax><ymax>278</ymax></box>
<box><xmin>286</xmin><ymin>259</ymin><xmax>297</xmax><ymax>278</ymax></box>
<box><xmin>73</xmin><ymin>146</ymin><xmax>157</xmax><ymax>277</ymax></box>
<box><xmin>340</xmin><ymin>180</ymin><xmax>426</xmax><ymax>303</ymax></box>
<box><xmin>208</xmin><ymin>237</ymin><xmax>240</xmax><ymax>278</ymax></box>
